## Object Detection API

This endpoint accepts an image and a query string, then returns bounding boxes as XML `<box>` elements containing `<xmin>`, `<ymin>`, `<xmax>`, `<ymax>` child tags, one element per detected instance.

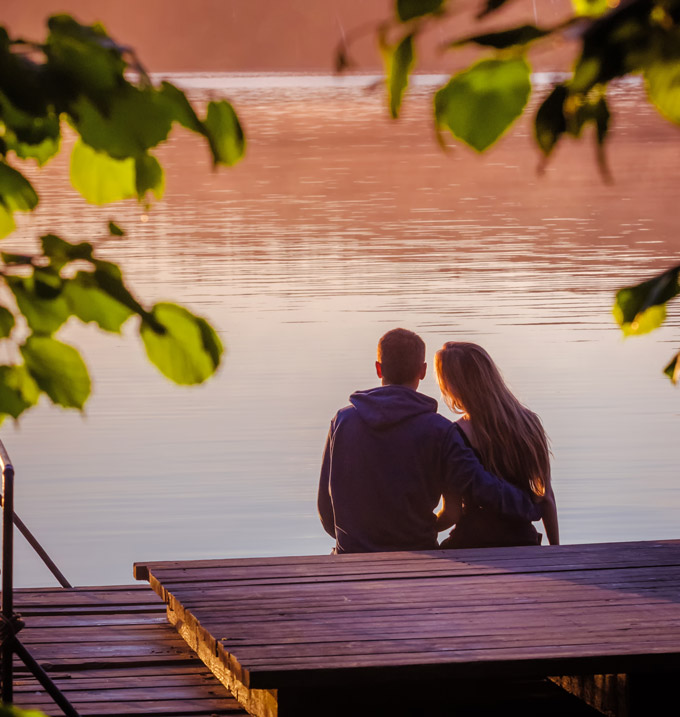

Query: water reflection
<box><xmin>5</xmin><ymin>76</ymin><xmax>679</xmax><ymax>587</ymax></box>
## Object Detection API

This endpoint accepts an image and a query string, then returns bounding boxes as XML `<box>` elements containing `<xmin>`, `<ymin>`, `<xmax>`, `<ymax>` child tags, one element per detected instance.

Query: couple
<box><xmin>318</xmin><ymin>328</ymin><xmax>559</xmax><ymax>553</ymax></box>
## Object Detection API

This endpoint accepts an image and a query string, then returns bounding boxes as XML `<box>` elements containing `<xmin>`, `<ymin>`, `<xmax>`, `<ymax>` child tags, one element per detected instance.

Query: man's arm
<box><xmin>442</xmin><ymin>425</ymin><xmax>542</xmax><ymax>522</ymax></box>
<box><xmin>317</xmin><ymin>424</ymin><xmax>336</xmax><ymax>538</ymax></box>
<box><xmin>435</xmin><ymin>493</ymin><xmax>462</xmax><ymax>532</ymax></box>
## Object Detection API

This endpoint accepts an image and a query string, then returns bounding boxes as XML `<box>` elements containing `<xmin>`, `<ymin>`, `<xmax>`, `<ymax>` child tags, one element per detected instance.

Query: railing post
<box><xmin>1</xmin><ymin>445</ymin><xmax>15</xmax><ymax>704</ymax></box>
<box><xmin>0</xmin><ymin>440</ymin><xmax>79</xmax><ymax>715</ymax></box>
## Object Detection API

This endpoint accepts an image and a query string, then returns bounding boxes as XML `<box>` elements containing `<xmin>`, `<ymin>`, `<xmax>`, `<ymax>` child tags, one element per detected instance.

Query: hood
<box><xmin>349</xmin><ymin>386</ymin><xmax>438</xmax><ymax>429</ymax></box>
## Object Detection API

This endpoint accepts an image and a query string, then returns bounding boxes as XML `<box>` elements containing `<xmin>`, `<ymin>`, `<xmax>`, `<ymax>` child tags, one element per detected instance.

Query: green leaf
<box><xmin>7</xmin><ymin>272</ymin><xmax>71</xmax><ymax>335</ymax></box>
<box><xmin>41</xmin><ymin>233</ymin><xmax>94</xmax><ymax>265</ymax></box>
<box><xmin>0</xmin><ymin>162</ymin><xmax>39</xmax><ymax>211</ymax></box>
<box><xmin>10</xmin><ymin>126</ymin><xmax>61</xmax><ymax>166</ymax></box>
<box><xmin>384</xmin><ymin>34</ymin><xmax>415</xmax><ymax>119</ymax></box>
<box><xmin>0</xmin><ymin>206</ymin><xmax>13</xmax><ymax>237</ymax></box>
<box><xmin>593</xmin><ymin>95</ymin><xmax>610</xmax><ymax>145</ymax></box>
<box><xmin>613</xmin><ymin>265</ymin><xmax>680</xmax><ymax>336</ymax></box>
<box><xmin>135</xmin><ymin>153</ymin><xmax>165</xmax><ymax>201</ymax></box>
<box><xmin>645</xmin><ymin>60</ymin><xmax>680</xmax><ymax>126</ymax></box>
<box><xmin>0</xmin><ymin>364</ymin><xmax>40</xmax><ymax>421</ymax></box>
<box><xmin>435</xmin><ymin>57</ymin><xmax>532</xmax><ymax>152</ymax></box>
<box><xmin>195</xmin><ymin>315</ymin><xmax>223</xmax><ymax>370</ymax></box>
<box><xmin>535</xmin><ymin>85</ymin><xmax>568</xmax><ymax>156</ymax></box>
<box><xmin>0</xmin><ymin>161</ymin><xmax>39</xmax><ymax>238</ymax></box>
<box><xmin>616</xmin><ymin>303</ymin><xmax>666</xmax><ymax>337</ymax></box>
<box><xmin>46</xmin><ymin>15</ymin><xmax>126</xmax><ymax>95</ymax></box>
<box><xmin>1</xmin><ymin>252</ymin><xmax>33</xmax><ymax>266</ymax></box>
<box><xmin>108</xmin><ymin>221</ymin><xmax>125</xmax><ymax>236</ymax></box>
<box><xmin>536</xmin><ymin>87</ymin><xmax>611</xmax><ymax>175</ymax></box>
<box><xmin>140</xmin><ymin>303</ymin><xmax>223</xmax><ymax>385</ymax></box>
<box><xmin>91</xmin><ymin>262</ymin><xmax>151</xmax><ymax>323</ymax></box>
<box><xmin>0</xmin><ymin>92</ymin><xmax>61</xmax><ymax>166</ymax></box>
<box><xmin>62</xmin><ymin>271</ymin><xmax>134</xmax><ymax>332</ymax></box>
<box><xmin>453</xmin><ymin>25</ymin><xmax>550</xmax><ymax>50</ymax></box>
<box><xmin>572</xmin><ymin>0</ymin><xmax>609</xmax><ymax>17</ymax></box>
<box><xmin>159</xmin><ymin>81</ymin><xmax>204</xmax><ymax>134</ymax></box>
<box><xmin>571</xmin><ymin>1</ymin><xmax>662</xmax><ymax>93</ymax></box>
<box><xmin>203</xmin><ymin>101</ymin><xmax>245</xmax><ymax>167</ymax></box>
<box><xmin>70</xmin><ymin>85</ymin><xmax>175</xmax><ymax>159</ymax></box>
<box><xmin>0</xmin><ymin>41</ymin><xmax>48</xmax><ymax>118</ymax></box>
<box><xmin>664</xmin><ymin>352</ymin><xmax>680</xmax><ymax>385</ymax></box>
<box><xmin>0</xmin><ymin>305</ymin><xmax>15</xmax><ymax>337</ymax></box>
<box><xmin>21</xmin><ymin>335</ymin><xmax>91</xmax><ymax>409</ymax></box>
<box><xmin>70</xmin><ymin>139</ymin><xmax>136</xmax><ymax>205</ymax></box>
<box><xmin>0</xmin><ymin>706</ymin><xmax>51</xmax><ymax>717</ymax></box>
<box><xmin>396</xmin><ymin>0</ymin><xmax>444</xmax><ymax>22</ymax></box>
<box><xmin>0</xmin><ymin>707</ymin><xmax>50</xmax><ymax>717</ymax></box>
<box><xmin>565</xmin><ymin>93</ymin><xmax>610</xmax><ymax>140</ymax></box>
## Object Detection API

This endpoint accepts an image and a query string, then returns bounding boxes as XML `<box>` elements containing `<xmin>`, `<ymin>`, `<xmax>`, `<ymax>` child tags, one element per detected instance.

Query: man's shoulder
<box><xmin>328</xmin><ymin>403</ymin><xmax>357</xmax><ymax>427</ymax></box>
<box><xmin>416</xmin><ymin>408</ymin><xmax>455</xmax><ymax>431</ymax></box>
<box><xmin>334</xmin><ymin>403</ymin><xmax>356</xmax><ymax>419</ymax></box>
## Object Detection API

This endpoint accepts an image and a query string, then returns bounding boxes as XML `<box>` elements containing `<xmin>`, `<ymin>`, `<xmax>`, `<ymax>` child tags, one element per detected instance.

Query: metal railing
<box><xmin>1</xmin><ymin>438</ymin><xmax>80</xmax><ymax>716</ymax></box>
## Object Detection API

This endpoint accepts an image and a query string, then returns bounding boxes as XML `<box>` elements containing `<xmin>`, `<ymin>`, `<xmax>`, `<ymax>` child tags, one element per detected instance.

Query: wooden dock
<box><xmin>7</xmin><ymin>579</ymin><xmax>598</xmax><ymax>717</ymax></box>
<box><xmin>135</xmin><ymin>540</ymin><xmax>680</xmax><ymax>716</ymax></box>
<box><xmin>11</xmin><ymin>584</ymin><xmax>249</xmax><ymax>715</ymax></box>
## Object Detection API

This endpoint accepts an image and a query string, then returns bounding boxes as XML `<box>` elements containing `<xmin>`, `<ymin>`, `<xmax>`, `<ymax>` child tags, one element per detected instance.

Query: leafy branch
<box><xmin>0</xmin><ymin>15</ymin><xmax>245</xmax><ymax>423</ymax></box>
<box><xmin>338</xmin><ymin>0</ymin><xmax>680</xmax><ymax>382</ymax></box>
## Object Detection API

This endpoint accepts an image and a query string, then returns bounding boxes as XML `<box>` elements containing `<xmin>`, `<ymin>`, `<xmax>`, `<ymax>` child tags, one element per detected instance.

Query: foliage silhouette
<box><xmin>339</xmin><ymin>0</ymin><xmax>680</xmax><ymax>382</ymax></box>
<box><xmin>0</xmin><ymin>15</ymin><xmax>245</xmax><ymax>423</ymax></box>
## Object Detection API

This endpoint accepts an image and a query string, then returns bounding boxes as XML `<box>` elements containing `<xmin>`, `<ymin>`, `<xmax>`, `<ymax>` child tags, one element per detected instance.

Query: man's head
<box><xmin>376</xmin><ymin>328</ymin><xmax>427</xmax><ymax>388</ymax></box>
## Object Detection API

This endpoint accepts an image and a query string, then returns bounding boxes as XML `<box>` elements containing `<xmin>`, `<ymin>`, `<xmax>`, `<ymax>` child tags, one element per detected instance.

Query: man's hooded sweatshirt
<box><xmin>318</xmin><ymin>385</ymin><xmax>539</xmax><ymax>553</ymax></box>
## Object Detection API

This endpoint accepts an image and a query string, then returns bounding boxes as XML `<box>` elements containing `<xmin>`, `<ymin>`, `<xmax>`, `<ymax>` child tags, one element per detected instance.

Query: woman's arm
<box><xmin>436</xmin><ymin>493</ymin><xmax>462</xmax><ymax>531</ymax></box>
<box><xmin>541</xmin><ymin>483</ymin><xmax>560</xmax><ymax>545</ymax></box>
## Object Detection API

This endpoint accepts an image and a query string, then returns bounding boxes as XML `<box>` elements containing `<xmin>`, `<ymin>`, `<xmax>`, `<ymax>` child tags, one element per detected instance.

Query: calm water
<box><xmin>5</xmin><ymin>74</ymin><xmax>679</xmax><ymax>587</ymax></box>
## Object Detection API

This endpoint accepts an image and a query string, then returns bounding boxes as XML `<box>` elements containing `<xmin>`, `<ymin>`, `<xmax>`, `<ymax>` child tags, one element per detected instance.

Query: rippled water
<box><xmin>5</xmin><ymin>75</ymin><xmax>679</xmax><ymax>587</ymax></box>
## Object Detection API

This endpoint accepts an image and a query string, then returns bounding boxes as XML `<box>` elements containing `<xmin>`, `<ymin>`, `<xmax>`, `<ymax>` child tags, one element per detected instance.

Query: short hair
<box><xmin>377</xmin><ymin>328</ymin><xmax>426</xmax><ymax>385</ymax></box>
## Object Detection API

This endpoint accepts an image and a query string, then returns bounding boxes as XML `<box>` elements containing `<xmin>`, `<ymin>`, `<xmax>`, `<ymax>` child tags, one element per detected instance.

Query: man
<box><xmin>318</xmin><ymin>328</ymin><xmax>541</xmax><ymax>553</ymax></box>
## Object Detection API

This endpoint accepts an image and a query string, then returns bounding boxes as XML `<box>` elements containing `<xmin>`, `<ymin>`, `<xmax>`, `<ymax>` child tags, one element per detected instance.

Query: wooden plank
<box><xmin>135</xmin><ymin>539</ymin><xmax>680</xmax><ymax>573</ymax></box>
<box><xmin>17</xmin><ymin>605</ymin><xmax>166</xmax><ymax>630</ymax></box>
<box><xmin>161</xmin><ymin>582</ymin><xmax>680</xmax><ymax>624</ymax></box>
<box><xmin>14</xmin><ymin>674</ymin><xmax>227</xmax><ymax>693</ymax></box>
<box><xmin>15</xmin><ymin>664</ymin><xmax>219</xmax><ymax>681</ymax></box>
<box><xmin>141</xmin><ymin>556</ymin><xmax>680</xmax><ymax>589</ymax></box>
<box><xmin>141</xmin><ymin>542</ymin><xmax>679</xmax><ymax>574</ymax></box>
<box><xmin>13</xmin><ymin>697</ymin><xmax>246</xmax><ymax>715</ymax></box>
<box><xmin>12</xmin><ymin>586</ymin><xmax>250</xmax><ymax>717</ymax></box>
<box><xmin>151</xmin><ymin>564</ymin><xmax>680</xmax><ymax>596</ymax></box>
<box><xmin>14</xmin><ymin>591</ymin><xmax>164</xmax><ymax>607</ymax></box>
<box><xmin>162</xmin><ymin>578</ymin><xmax>680</xmax><ymax>611</ymax></box>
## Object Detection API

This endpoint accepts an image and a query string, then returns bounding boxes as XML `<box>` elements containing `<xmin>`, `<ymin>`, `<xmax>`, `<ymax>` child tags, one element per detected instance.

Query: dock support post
<box><xmin>1</xmin><ymin>448</ymin><xmax>14</xmax><ymax>705</ymax></box>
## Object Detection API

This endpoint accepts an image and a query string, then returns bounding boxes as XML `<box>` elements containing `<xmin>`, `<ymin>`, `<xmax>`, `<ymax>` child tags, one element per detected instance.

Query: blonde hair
<box><xmin>434</xmin><ymin>342</ymin><xmax>550</xmax><ymax>497</ymax></box>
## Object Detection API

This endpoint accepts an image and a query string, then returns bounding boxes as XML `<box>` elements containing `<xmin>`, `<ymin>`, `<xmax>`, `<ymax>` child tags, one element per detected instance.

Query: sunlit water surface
<box><xmin>5</xmin><ymin>74</ymin><xmax>679</xmax><ymax>587</ymax></box>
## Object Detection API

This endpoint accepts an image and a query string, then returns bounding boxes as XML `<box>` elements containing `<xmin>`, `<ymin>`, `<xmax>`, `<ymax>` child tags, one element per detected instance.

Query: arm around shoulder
<box><xmin>435</xmin><ymin>493</ymin><xmax>462</xmax><ymax>532</ymax></box>
<box><xmin>443</xmin><ymin>424</ymin><xmax>541</xmax><ymax>523</ymax></box>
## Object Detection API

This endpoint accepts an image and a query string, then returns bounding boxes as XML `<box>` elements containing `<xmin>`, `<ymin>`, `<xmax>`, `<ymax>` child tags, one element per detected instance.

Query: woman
<box><xmin>434</xmin><ymin>342</ymin><xmax>559</xmax><ymax>547</ymax></box>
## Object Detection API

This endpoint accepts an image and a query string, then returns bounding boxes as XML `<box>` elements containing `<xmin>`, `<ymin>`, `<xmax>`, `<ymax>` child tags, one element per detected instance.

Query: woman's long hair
<box><xmin>434</xmin><ymin>342</ymin><xmax>550</xmax><ymax>497</ymax></box>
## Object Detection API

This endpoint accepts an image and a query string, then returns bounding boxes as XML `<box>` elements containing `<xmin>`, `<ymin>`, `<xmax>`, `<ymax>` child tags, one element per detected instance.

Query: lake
<box><xmin>5</xmin><ymin>74</ymin><xmax>679</xmax><ymax>587</ymax></box>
